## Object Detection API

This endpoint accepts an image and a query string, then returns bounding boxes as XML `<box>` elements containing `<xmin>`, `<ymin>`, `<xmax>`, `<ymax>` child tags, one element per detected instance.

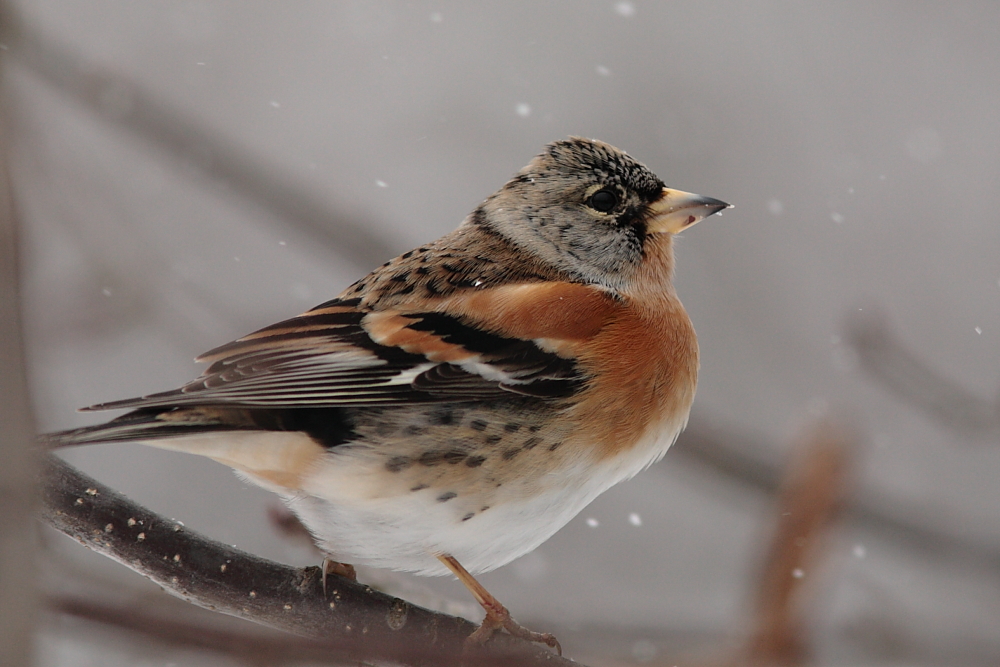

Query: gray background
<box><xmin>10</xmin><ymin>1</ymin><xmax>1000</xmax><ymax>665</ymax></box>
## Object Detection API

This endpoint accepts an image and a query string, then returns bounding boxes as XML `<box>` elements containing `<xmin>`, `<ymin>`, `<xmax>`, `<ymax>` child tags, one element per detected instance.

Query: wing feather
<box><xmin>83</xmin><ymin>293</ymin><xmax>587</xmax><ymax>412</ymax></box>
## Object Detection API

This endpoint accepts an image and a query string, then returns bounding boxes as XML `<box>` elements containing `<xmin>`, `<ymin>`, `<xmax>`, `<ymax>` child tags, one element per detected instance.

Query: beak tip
<box><xmin>702</xmin><ymin>197</ymin><xmax>732</xmax><ymax>215</ymax></box>
<box><xmin>649</xmin><ymin>189</ymin><xmax>732</xmax><ymax>233</ymax></box>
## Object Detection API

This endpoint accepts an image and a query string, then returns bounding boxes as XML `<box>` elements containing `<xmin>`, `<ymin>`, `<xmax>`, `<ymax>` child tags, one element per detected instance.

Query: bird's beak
<box><xmin>646</xmin><ymin>188</ymin><xmax>731</xmax><ymax>234</ymax></box>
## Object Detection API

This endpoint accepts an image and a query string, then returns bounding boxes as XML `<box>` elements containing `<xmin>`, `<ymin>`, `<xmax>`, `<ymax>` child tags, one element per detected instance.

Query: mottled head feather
<box><xmin>533</xmin><ymin>137</ymin><xmax>665</xmax><ymax>201</ymax></box>
<box><xmin>471</xmin><ymin>137</ymin><xmax>669</xmax><ymax>290</ymax></box>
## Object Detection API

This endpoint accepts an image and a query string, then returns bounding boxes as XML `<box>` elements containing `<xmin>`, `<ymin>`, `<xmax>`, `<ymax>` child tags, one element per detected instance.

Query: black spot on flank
<box><xmin>394</xmin><ymin>284</ymin><xmax>415</xmax><ymax>296</ymax></box>
<box><xmin>418</xmin><ymin>246</ymin><xmax>430</xmax><ymax>253</ymax></box>
<box><xmin>480</xmin><ymin>505</ymin><xmax>490</xmax><ymax>512</ymax></box>
<box><xmin>354</xmin><ymin>283</ymin><xmax>366</xmax><ymax>293</ymax></box>
<box><xmin>437</xmin><ymin>491</ymin><xmax>457</xmax><ymax>503</ymax></box>
<box><xmin>424</xmin><ymin>280</ymin><xmax>441</xmax><ymax>296</ymax></box>
<box><xmin>410</xmin><ymin>483</ymin><xmax>428</xmax><ymax>492</ymax></box>
<box><xmin>401</xmin><ymin>250</ymin><xmax>414</xmax><ymax>259</ymax></box>
<box><xmin>461</xmin><ymin>512</ymin><xmax>475</xmax><ymax>522</ymax></box>
<box><xmin>504</xmin><ymin>423</ymin><xmax>521</xmax><ymax>433</ymax></box>
<box><xmin>429</xmin><ymin>409</ymin><xmax>454</xmax><ymax>426</ymax></box>
<box><xmin>465</xmin><ymin>456</ymin><xmax>486</xmax><ymax>468</ymax></box>
<box><xmin>375</xmin><ymin>421</ymin><xmax>397</xmax><ymax>437</ymax></box>
<box><xmin>548</xmin><ymin>442</ymin><xmax>563</xmax><ymax>452</ymax></box>
<box><xmin>469</xmin><ymin>419</ymin><xmax>488</xmax><ymax>432</ymax></box>
<box><xmin>502</xmin><ymin>448</ymin><xmax>520</xmax><ymax>460</ymax></box>
<box><xmin>485</xmin><ymin>434</ymin><xmax>502</xmax><ymax>445</ymax></box>
<box><xmin>522</xmin><ymin>437</ymin><xmax>541</xmax><ymax>450</ymax></box>
<box><xmin>391</xmin><ymin>272</ymin><xmax>410</xmax><ymax>282</ymax></box>
<box><xmin>415</xmin><ymin>266</ymin><xmax>429</xmax><ymax>275</ymax></box>
<box><xmin>443</xmin><ymin>450</ymin><xmax>466</xmax><ymax>465</ymax></box>
<box><xmin>385</xmin><ymin>456</ymin><xmax>411</xmax><ymax>473</ymax></box>
<box><xmin>418</xmin><ymin>450</ymin><xmax>446</xmax><ymax>466</ymax></box>
<box><xmin>528</xmin><ymin>425</ymin><xmax>541</xmax><ymax>433</ymax></box>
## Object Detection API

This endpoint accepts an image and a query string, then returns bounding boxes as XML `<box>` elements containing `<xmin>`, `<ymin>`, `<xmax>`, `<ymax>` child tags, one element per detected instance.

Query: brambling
<box><xmin>47</xmin><ymin>137</ymin><xmax>729</xmax><ymax>652</ymax></box>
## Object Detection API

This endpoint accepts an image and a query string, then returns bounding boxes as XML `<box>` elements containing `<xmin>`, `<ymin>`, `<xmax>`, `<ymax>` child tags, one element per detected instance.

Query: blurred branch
<box><xmin>846</xmin><ymin>312</ymin><xmax>1000</xmax><ymax>435</ymax></box>
<box><xmin>0</xmin><ymin>12</ymin><xmax>397</xmax><ymax>268</ymax></box>
<box><xmin>741</xmin><ymin>420</ymin><xmax>855</xmax><ymax>666</ymax></box>
<box><xmin>49</xmin><ymin>594</ymin><xmax>418</xmax><ymax>667</ymax></box>
<box><xmin>41</xmin><ymin>455</ymin><xmax>582</xmax><ymax>667</ymax></box>
<box><xmin>0</xmin><ymin>2</ymin><xmax>40</xmax><ymax>661</ymax></box>
<box><xmin>676</xmin><ymin>424</ymin><xmax>1000</xmax><ymax>575</ymax></box>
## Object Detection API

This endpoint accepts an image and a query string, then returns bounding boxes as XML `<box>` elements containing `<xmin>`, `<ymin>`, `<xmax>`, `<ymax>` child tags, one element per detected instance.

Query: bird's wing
<box><xmin>82</xmin><ymin>286</ymin><xmax>607</xmax><ymax>412</ymax></box>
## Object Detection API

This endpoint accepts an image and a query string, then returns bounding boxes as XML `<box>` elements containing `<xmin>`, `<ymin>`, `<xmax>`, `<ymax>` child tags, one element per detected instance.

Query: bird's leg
<box><xmin>321</xmin><ymin>557</ymin><xmax>357</xmax><ymax>596</ymax></box>
<box><xmin>437</xmin><ymin>554</ymin><xmax>561</xmax><ymax>655</ymax></box>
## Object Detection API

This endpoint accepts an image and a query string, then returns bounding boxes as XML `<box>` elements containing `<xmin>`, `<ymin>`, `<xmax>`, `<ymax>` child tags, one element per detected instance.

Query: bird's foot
<box><xmin>467</xmin><ymin>597</ymin><xmax>562</xmax><ymax>655</ymax></box>
<box><xmin>436</xmin><ymin>553</ymin><xmax>560</xmax><ymax>655</ymax></box>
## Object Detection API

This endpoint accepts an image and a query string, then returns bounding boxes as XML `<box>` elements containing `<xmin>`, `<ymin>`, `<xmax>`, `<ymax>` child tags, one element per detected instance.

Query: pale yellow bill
<box><xmin>647</xmin><ymin>187</ymin><xmax>731</xmax><ymax>234</ymax></box>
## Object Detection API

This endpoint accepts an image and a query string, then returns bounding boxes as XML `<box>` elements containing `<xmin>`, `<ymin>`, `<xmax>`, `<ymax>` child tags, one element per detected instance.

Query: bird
<box><xmin>45</xmin><ymin>137</ymin><xmax>729</xmax><ymax>653</ymax></box>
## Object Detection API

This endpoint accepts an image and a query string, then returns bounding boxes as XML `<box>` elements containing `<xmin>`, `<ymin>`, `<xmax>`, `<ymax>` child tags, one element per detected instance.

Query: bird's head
<box><xmin>475</xmin><ymin>137</ymin><xmax>729</xmax><ymax>291</ymax></box>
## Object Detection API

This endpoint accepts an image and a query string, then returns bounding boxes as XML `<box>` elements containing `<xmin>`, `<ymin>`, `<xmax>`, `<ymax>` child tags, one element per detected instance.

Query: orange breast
<box><xmin>438</xmin><ymin>279</ymin><xmax>699</xmax><ymax>461</ymax></box>
<box><xmin>572</xmin><ymin>294</ymin><xmax>698</xmax><ymax>459</ymax></box>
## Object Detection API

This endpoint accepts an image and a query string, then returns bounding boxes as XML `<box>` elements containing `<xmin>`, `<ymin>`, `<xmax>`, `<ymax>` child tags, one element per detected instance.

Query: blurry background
<box><xmin>6</xmin><ymin>1</ymin><xmax>1000</xmax><ymax>665</ymax></box>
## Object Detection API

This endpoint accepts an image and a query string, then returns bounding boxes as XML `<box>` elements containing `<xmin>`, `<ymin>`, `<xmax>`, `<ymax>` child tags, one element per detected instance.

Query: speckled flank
<box><xmin>340</xmin><ymin>398</ymin><xmax>577</xmax><ymax>514</ymax></box>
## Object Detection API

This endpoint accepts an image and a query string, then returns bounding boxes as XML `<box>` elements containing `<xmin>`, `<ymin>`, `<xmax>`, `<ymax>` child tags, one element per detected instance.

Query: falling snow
<box><xmin>631</xmin><ymin>639</ymin><xmax>658</xmax><ymax>662</ymax></box>
<box><xmin>615</xmin><ymin>2</ymin><xmax>636</xmax><ymax>17</ymax></box>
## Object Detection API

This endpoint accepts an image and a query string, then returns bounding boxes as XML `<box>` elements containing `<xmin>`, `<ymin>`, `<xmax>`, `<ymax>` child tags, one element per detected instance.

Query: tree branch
<box><xmin>0</xmin><ymin>2</ymin><xmax>40</xmax><ymax>659</ymax></box>
<box><xmin>741</xmin><ymin>420</ymin><xmax>855</xmax><ymax>666</ymax></box>
<box><xmin>846</xmin><ymin>311</ymin><xmax>999</xmax><ymax>435</ymax></box>
<box><xmin>1</xmin><ymin>12</ymin><xmax>398</xmax><ymax>268</ymax></box>
<box><xmin>676</xmin><ymin>423</ymin><xmax>1000</xmax><ymax>574</ymax></box>
<box><xmin>48</xmin><ymin>594</ymin><xmax>413</xmax><ymax>666</ymax></box>
<box><xmin>41</xmin><ymin>455</ymin><xmax>583</xmax><ymax>667</ymax></box>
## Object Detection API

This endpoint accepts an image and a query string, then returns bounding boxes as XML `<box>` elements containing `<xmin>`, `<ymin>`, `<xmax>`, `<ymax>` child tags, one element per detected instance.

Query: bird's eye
<box><xmin>587</xmin><ymin>189</ymin><xmax>618</xmax><ymax>213</ymax></box>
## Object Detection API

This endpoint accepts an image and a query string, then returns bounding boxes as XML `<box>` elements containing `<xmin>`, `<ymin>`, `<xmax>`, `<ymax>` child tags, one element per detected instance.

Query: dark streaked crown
<box><xmin>472</xmin><ymin>137</ymin><xmax>669</xmax><ymax>289</ymax></box>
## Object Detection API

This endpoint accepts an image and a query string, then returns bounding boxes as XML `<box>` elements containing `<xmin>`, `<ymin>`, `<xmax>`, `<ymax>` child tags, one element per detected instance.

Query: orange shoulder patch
<box><xmin>436</xmin><ymin>282</ymin><xmax>617</xmax><ymax>343</ymax></box>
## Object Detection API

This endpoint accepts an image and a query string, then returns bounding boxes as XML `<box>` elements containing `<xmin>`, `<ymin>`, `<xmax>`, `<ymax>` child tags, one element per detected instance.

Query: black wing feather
<box><xmin>83</xmin><ymin>299</ymin><xmax>584</xmax><ymax>412</ymax></box>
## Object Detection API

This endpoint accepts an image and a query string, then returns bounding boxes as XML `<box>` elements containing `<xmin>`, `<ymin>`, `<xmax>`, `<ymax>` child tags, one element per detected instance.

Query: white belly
<box><xmin>284</xmin><ymin>418</ymin><xmax>684</xmax><ymax>576</ymax></box>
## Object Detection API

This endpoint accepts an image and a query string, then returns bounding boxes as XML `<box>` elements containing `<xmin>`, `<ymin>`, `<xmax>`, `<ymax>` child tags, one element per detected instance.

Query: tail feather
<box><xmin>41</xmin><ymin>407</ymin><xmax>330</xmax><ymax>493</ymax></box>
<box><xmin>41</xmin><ymin>408</ymin><xmax>246</xmax><ymax>449</ymax></box>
